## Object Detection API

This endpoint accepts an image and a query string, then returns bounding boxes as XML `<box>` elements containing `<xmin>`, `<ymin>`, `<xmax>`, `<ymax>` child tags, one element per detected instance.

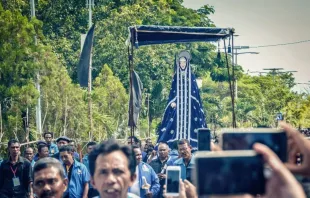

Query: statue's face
<box><xmin>179</xmin><ymin>57</ymin><xmax>187</xmax><ymax>70</ymax></box>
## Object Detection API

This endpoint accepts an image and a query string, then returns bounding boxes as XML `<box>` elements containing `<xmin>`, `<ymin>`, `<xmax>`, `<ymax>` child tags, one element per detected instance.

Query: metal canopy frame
<box><xmin>127</xmin><ymin>25</ymin><xmax>232</xmax><ymax>47</ymax></box>
<box><xmin>127</xmin><ymin>25</ymin><xmax>237</xmax><ymax>139</ymax></box>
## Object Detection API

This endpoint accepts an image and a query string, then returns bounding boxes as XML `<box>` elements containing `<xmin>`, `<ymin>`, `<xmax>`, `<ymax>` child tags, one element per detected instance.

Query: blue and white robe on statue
<box><xmin>156</xmin><ymin>51</ymin><xmax>207</xmax><ymax>150</ymax></box>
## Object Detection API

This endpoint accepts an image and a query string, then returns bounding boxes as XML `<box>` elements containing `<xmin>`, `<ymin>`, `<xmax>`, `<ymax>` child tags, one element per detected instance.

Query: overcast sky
<box><xmin>183</xmin><ymin>0</ymin><xmax>310</xmax><ymax>91</ymax></box>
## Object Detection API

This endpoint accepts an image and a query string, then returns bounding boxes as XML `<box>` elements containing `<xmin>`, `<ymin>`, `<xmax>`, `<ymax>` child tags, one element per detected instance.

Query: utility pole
<box><xmin>234</xmin><ymin>50</ymin><xmax>259</xmax><ymax>98</ymax></box>
<box><xmin>86</xmin><ymin>0</ymin><xmax>94</xmax><ymax>140</ymax></box>
<box><xmin>249</xmin><ymin>71</ymin><xmax>267</xmax><ymax>76</ymax></box>
<box><xmin>231</xmin><ymin>46</ymin><xmax>249</xmax><ymax>100</ymax></box>
<box><xmin>263</xmin><ymin>68</ymin><xmax>297</xmax><ymax>82</ymax></box>
<box><xmin>31</xmin><ymin>0</ymin><xmax>42</xmax><ymax>138</ymax></box>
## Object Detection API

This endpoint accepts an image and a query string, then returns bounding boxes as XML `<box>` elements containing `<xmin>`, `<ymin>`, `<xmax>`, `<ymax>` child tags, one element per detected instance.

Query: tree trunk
<box><xmin>63</xmin><ymin>95</ymin><xmax>68</xmax><ymax>136</ymax></box>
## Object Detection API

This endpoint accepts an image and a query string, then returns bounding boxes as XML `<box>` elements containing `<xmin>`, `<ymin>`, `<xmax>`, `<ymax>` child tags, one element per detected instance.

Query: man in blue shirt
<box><xmin>83</xmin><ymin>141</ymin><xmax>98</xmax><ymax>198</ymax></box>
<box><xmin>129</xmin><ymin>145</ymin><xmax>160</xmax><ymax>198</ymax></box>
<box><xmin>173</xmin><ymin>139</ymin><xmax>195</xmax><ymax>182</ymax></box>
<box><xmin>59</xmin><ymin>145</ymin><xmax>90</xmax><ymax>198</ymax></box>
<box><xmin>43</xmin><ymin>132</ymin><xmax>58</xmax><ymax>156</ymax></box>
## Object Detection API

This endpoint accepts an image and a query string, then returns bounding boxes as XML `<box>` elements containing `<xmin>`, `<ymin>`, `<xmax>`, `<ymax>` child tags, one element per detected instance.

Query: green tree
<box><xmin>92</xmin><ymin>64</ymin><xmax>128</xmax><ymax>139</ymax></box>
<box><xmin>0</xmin><ymin>4</ymin><xmax>42</xmax><ymax>142</ymax></box>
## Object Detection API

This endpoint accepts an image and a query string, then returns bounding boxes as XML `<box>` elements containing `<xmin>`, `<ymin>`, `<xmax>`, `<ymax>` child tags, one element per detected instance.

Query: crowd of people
<box><xmin>0</xmin><ymin>122</ymin><xmax>309</xmax><ymax>198</ymax></box>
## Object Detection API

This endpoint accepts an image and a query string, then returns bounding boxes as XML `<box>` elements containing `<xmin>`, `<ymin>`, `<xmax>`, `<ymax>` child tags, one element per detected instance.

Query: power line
<box><xmin>249</xmin><ymin>39</ymin><xmax>310</xmax><ymax>49</ymax></box>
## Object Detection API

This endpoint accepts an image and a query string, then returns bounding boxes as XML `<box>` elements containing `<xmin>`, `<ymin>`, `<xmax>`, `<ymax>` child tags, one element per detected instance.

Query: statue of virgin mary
<box><xmin>156</xmin><ymin>51</ymin><xmax>207</xmax><ymax>150</ymax></box>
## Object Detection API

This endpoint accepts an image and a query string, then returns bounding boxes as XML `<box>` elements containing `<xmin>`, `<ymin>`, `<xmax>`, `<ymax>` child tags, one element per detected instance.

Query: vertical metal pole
<box><xmin>231</xmin><ymin>34</ymin><xmax>236</xmax><ymax>128</ymax></box>
<box><xmin>129</xmin><ymin>29</ymin><xmax>135</xmax><ymax>139</ymax></box>
<box><xmin>30</xmin><ymin>0</ymin><xmax>35</xmax><ymax>17</ymax></box>
<box><xmin>31</xmin><ymin>0</ymin><xmax>42</xmax><ymax>136</ymax></box>
<box><xmin>26</xmin><ymin>107</ymin><xmax>29</xmax><ymax>144</ymax></box>
<box><xmin>147</xmin><ymin>94</ymin><xmax>150</xmax><ymax>137</ymax></box>
<box><xmin>223</xmin><ymin>39</ymin><xmax>234</xmax><ymax>128</ymax></box>
<box><xmin>87</xmin><ymin>0</ymin><xmax>94</xmax><ymax>140</ymax></box>
<box><xmin>235</xmin><ymin>49</ymin><xmax>238</xmax><ymax>99</ymax></box>
<box><xmin>88</xmin><ymin>0</ymin><xmax>92</xmax><ymax>29</ymax></box>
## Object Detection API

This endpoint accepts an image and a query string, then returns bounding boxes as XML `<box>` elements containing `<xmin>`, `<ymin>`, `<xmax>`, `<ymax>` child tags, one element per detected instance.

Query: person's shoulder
<box><xmin>75</xmin><ymin>160</ymin><xmax>83</xmax><ymax>166</ymax></box>
<box><xmin>173</xmin><ymin>158</ymin><xmax>182</xmax><ymax>165</ymax></box>
<box><xmin>169</xmin><ymin>150</ymin><xmax>178</xmax><ymax>156</ymax></box>
<box><xmin>140</xmin><ymin>162</ymin><xmax>155</xmax><ymax>173</ymax></box>
<box><xmin>141</xmin><ymin>161</ymin><xmax>153</xmax><ymax>168</ymax></box>
<box><xmin>75</xmin><ymin>161</ymin><xmax>88</xmax><ymax>170</ymax></box>
<box><xmin>0</xmin><ymin>158</ymin><xmax>8</xmax><ymax>167</ymax></box>
<box><xmin>82</xmin><ymin>154</ymin><xmax>88</xmax><ymax>160</ymax></box>
<box><xmin>149</xmin><ymin>158</ymin><xmax>158</xmax><ymax>166</ymax></box>
<box><xmin>190</xmin><ymin>155</ymin><xmax>195</xmax><ymax>165</ymax></box>
<box><xmin>20</xmin><ymin>156</ymin><xmax>31</xmax><ymax>165</ymax></box>
<box><xmin>51</xmin><ymin>143</ymin><xmax>58</xmax><ymax>147</ymax></box>
<box><xmin>127</xmin><ymin>192</ymin><xmax>140</xmax><ymax>198</ymax></box>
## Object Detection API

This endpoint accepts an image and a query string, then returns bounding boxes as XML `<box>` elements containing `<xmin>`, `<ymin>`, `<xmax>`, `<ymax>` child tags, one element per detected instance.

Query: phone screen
<box><xmin>166</xmin><ymin>170</ymin><xmax>180</xmax><ymax>193</ymax></box>
<box><xmin>222</xmin><ymin>131</ymin><xmax>287</xmax><ymax>162</ymax></box>
<box><xmin>196</xmin><ymin>154</ymin><xmax>265</xmax><ymax>196</ymax></box>
<box><xmin>198</xmin><ymin>129</ymin><xmax>211</xmax><ymax>151</ymax></box>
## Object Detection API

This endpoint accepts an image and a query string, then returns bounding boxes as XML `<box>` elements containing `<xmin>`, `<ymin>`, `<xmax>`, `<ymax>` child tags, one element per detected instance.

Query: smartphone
<box><xmin>221</xmin><ymin>128</ymin><xmax>287</xmax><ymax>162</ymax></box>
<box><xmin>295</xmin><ymin>136</ymin><xmax>310</xmax><ymax>164</ymax></box>
<box><xmin>198</xmin><ymin>128</ymin><xmax>211</xmax><ymax>151</ymax></box>
<box><xmin>165</xmin><ymin>166</ymin><xmax>181</xmax><ymax>196</ymax></box>
<box><xmin>194</xmin><ymin>150</ymin><xmax>265</xmax><ymax>197</ymax></box>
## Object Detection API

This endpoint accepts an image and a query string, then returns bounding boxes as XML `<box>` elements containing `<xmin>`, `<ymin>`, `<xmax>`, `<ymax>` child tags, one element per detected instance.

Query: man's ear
<box><xmin>129</xmin><ymin>173</ymin><xmax>137</xmax><ymax>187</ymax></box>
<box><xmin>63</xmin><ymin>178</ymin><xmax>68</xmax><ymax>192</ymax></box>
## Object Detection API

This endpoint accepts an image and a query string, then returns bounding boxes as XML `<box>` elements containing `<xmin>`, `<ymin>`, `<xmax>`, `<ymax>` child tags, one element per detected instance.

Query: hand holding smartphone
<box><xmin>198</xmin><ymin>128</ymin><xmax>211</xmax><ymax>151</ymax></box>
<box><xmin>221</xmin><ymin>128</ymin><xmax>287</xmax><ymax>162</ymax></box>
<box><xmin>194</xmin><ymin>150</ymin><xmax>266</xmax><ymax>197</ymax></box>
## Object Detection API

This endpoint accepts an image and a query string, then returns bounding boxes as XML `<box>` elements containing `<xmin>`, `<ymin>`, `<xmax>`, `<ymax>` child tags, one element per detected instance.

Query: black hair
<box><xmin>8</xmin><ymin>139</ymin><xmax>20</xmax><ymax>148</ymax></box>
<box><xmin>38</xmin><ymin>144</ymin><xmax>48</xmax><ymax>153</ymax></box>
<box><xmin>89</xmin><ymin>139</ymin><xmax>136</xmax><ymax>177</ymax></box>
<box><xmin>87</xmin><ymin>141</ymin><xmax>97</xmax><ymax>148</ymax></box>
<box><xmin>127</xmin><ymin>136</ymin><xmax>139</xmax><ymax>143</ymax></box>
<box><xmin>178</xmin><ymin>139</ymin><xmax>190</xmax><ymax>147</ymax></box>
<box><xmin>158</xmin><ymin>141</ymin><xmax>169</xmax><ymax>147</ymax></box>
<box><xmin>59</xmin><ymin>145</ymin><xmax>73</xmax><ymax>153</ymax></box>
<box><xmin>147</xmin><ymin>144</ymin><xmax>154</xmax><ymax>149</ymax></box>
<box><xmin>172</xmin><ymin>140</ymin><xmax>179</xmax><ymax>150</ymax></box>
<box><xmin>132</xmin><ymin>145</ymin><xmax>140</xmax><ymax>150</ymax></box>
<box><xmin>24</xmin><ymin>147</ymin><xmax>34</xmax><ymax>156</ymax></box>
<box><xmin>25</xmin><ymin>147</ymin><xmax>34</xmax><ymax>152</ymax></box>
<box><xmin>56</xmin><ymin>136</ymin><xmax>70</xmax><ymax>143</ymax></box>
<box><xmin>43</xmin><ymin>132</ymin><xmax>53</xmax><ymax>138</ymax></box>
<box><xmin>33</xmin><ymin>157</ymin><xmax>66</xmax><ymax>180</ymax></box>
<box><xmin>36</xmin><ymin>140</ymin><xmax>47</xmax><ymax>146</ymax></box>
